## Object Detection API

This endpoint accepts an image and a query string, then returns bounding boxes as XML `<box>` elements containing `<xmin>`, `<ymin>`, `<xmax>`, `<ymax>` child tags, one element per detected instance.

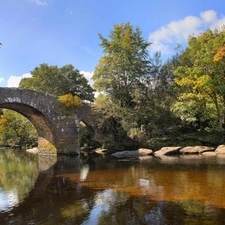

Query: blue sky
<box><xmin>0</xmin><ymin>0</ymin><xmax>225</xmax><ymax>87</ymax></box>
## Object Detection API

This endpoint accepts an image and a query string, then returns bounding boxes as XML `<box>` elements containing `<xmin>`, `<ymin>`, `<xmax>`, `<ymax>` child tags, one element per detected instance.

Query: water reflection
<box><xmin>80</xmin><ymin>165</ymin><xmax>90</xmax><ymax>181</ymax></box>
<box><xmin>38</xmin><ymin>155</ymin><xmax>57</xmax><ymax>172</ymax></box>
<box><xmin>0</xmin><ymin>188</ymin><xmax>18</xmax><ymax>212</ymax></box>
<box><xmin>0</xmin><ymin>149</ymin><xmax>39</xmax><ymax>213</ymax></box>
<box><xmin>1</xmin><ymin>152</ymin><xmax>225</xmax><ymax>224</ymax></box>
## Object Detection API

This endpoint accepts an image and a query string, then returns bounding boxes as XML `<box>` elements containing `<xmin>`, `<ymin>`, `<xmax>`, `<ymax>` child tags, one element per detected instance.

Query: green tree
<box><xmin>92</xmin><ymin>23</ymin><xmax>154</xmax><ymax>149</ymax></box>
<box><xmin>20</xmin><ymin>64</ymin><xmax>95</xmax><ymax>102</ymax></box>
<box><xmin>92</xmin><ymin>23</ymin><xmax>177</xmax><ymax>149</ymax></box>
<box><xmin>173</xmin><ymin>27</ymin><xmax>225</xmax><ymax>131</ymax></box>
<box><xmin>0</xmin><ymin>109</ymin><xmax>37</xmax><ymax>147</ymax></box>
<box><xmin>92</xmin><ymin>22</ymin><xmax>152</xmax><ymax>107</ymax></box>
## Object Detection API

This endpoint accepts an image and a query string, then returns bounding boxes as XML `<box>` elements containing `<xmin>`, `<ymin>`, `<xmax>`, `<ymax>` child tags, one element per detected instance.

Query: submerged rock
<box><xmin>112</xmin><ymin>148</ymin><xmax>153</xmax><ymax>158</ymax></box>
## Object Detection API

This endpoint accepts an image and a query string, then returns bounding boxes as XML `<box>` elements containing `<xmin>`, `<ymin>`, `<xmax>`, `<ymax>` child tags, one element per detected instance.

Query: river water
<box><xmin>1</xmin><ymin>149</ymin><xmax>225</xmax><ymax>224</ymax></box>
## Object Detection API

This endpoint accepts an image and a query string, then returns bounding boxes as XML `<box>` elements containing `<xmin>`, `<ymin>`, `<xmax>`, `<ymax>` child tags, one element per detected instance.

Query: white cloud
<box><xmin>200</xmin><ymin>10</ymin><xmax>217</xmax><ymax>23</ymax></box>
<box><xmin>148</xmin><ymin>10</ymin><xmax>225</xmax><ymax>55</ymax></box>
<box><xmin>213</xmin><ymin>17</ymin><xmax>225</xmax><ymax>29</ymax></box>
<box><xmin>0</xmin><ymin>78</ymin><xmax>4</xmax><ymax>84</ymax></box>
<box><xmin>29</xmin><ymin>0</ymin><xmax>47</xmax><ymax>6</ymax></box>
<box><xmin>7</xmin><ymin>73</ymin><xmax>32</xmax><ymax>87</ymax></box>
<box><xmin>6</xmin><ymin>71</ymin><xmax>93</xmax><ymax>88</ymax></box>
<box><xmin>80</xmin><ymin>71</ymin><xmax>94</xmax><ymax>85</ymax></box>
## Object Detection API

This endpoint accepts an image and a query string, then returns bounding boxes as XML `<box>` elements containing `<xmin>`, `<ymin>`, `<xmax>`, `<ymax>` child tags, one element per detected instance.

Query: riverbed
<box><xmin>1</xmin><ymin>149</ymin><xmax>225</xmax><ymax>224</ymax></box>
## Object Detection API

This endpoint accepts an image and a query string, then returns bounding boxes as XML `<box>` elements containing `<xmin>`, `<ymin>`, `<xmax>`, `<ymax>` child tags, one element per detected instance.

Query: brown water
<box><xmin>1</xmin><ymin>150</ymin><xmax>225</xmax><ymax>224</ymax></box>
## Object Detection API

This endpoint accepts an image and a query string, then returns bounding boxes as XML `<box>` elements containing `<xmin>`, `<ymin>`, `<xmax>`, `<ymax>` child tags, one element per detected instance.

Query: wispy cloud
<box><xmin>0</xmin><ymin>78</ymin><xmax>4</xmax><ymax>84</ymax></box>
<box><xmin>6</xmin><ymin>71</ymin><xmax>93</xmax><ymax>88</ymax></box>
<box><xmin>82</xmin><ymin>46</ymin><xmax>93</xmax><ymax>55</ymax></box>
<box><xmin>7</xmin><ymin>73</ymin><xmax>32</xmax><ymax>87</ymax></box>
<box><xmin>29</xmin><ymin>0</ymin><xmax>47</xmax><ymax>6</ymax></box>
<box><xmin>149</xmin><ymin>10</ymin><xmax>225</xmax><ymax>55</ymax></box>
<box><xmin>82</xmin><ymin>46</ymin><xmax>96</xmax><ymax>57</ymax></box>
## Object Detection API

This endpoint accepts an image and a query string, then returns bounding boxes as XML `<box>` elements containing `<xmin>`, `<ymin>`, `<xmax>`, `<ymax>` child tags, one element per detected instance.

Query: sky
<box><xmin>0</xmin><ymin>0</ymin><xmax>225</xmax><ymax>87</ymax></box>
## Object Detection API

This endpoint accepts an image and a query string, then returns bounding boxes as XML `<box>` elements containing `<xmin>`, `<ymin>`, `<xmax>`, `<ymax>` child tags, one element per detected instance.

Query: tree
<box><xmin>92</xmin><ymin>22</ymin><xmax>152</xmax><ymax>107</ymax></box>
<box><xmin>92</xmin><ymin>22</ymin><xmax>154</xmax><ymax>148</ymax></box>
<box><xmin>92</xmin><ymin>23</ymin><xmax>178</xmax><ymax>149</ymax></box>
<box><xmin>0</xmin><ymin>109</ymin><xmax>37</xmax><ymax>147</ymax></box>
<box><xmin>20</xmin><ymin>64</ymin><xmax>95</xmax><ymax>102</ymax></box>
<box><xmin>173</xmin><ymin>27</ymin><xmax>225</xmax><ymax>131</ymax></box>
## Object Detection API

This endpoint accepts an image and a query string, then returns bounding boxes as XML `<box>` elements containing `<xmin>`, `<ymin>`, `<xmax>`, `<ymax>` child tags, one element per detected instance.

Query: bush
<box><xmin>58</xmin><ymin>94</ymin><xmax>82</xmax><ymax>108</ymax></box>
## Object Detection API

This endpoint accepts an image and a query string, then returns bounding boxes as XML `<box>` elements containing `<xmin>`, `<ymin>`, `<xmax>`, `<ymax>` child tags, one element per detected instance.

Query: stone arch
<box><xmin>77</xmin><ymin>103</ymin><xmax>103</xmax><ymax>144</ymax></box>
<box><xmin>0</xmin><ymin>102</ymin><xmax>56</xmax><ymax>144</ymax></box>
<box><xmin>0</xmin><ymin>88</ymin><xmax>80</xmax><ymax>155</ymax></box>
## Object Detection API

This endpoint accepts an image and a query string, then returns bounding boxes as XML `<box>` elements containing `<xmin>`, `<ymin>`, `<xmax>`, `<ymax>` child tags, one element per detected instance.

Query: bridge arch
<box><xmin>0</xmin><ymin>88</ymin><xmax>81</xmax><ymax>155</ymax></box>
<box><xmin>1</xmin><ymin>102</ymin><xmax>56</xmax><ymax>144</ymax></box>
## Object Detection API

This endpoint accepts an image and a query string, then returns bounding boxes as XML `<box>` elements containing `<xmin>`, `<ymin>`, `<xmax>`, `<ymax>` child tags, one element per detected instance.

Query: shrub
<box><xmin>58</xmin><ymin>93</ymin><xmax>82</xmax><ymax>108</ymax></box>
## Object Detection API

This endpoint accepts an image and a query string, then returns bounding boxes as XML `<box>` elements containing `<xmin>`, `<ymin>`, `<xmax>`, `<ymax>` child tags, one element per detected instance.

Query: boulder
<box><xmin>26</xmin><ymin>147</ymin><xmax>39</xmax><ymax>154</ymax></box>
<box><xmin>215</xmin><ymin>145</ymin><xmax>225</xmax><ymax>154</ymax></box>
<box><xmin>180</xmin><ymin>146</ymin><xmax>214</xmax><ymax>154</ymax></box>
<box><xmin>154</xmin><ymin>146</ymin><xmax>182</xmax><ymax>156</ymax></box>
<box><xmin>112</xmin><ymin>148</ymin><xmax>153</xmax><ymax>158</ymax></box>
<box><xmin>95</xmin><ymin>149</ymin><xmax>111</xmax><ymax>154</ymax></box>
<box><xmin>202</xmin><ymin>152</ymin><xmax>216</xmax><ymax>156</ymax></box>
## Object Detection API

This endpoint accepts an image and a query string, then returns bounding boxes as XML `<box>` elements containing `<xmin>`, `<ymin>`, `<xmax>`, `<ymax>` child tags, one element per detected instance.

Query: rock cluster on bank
<box><xmin>112</xmin><ymin>145</ymin><xmax>225</xmax><ymax>158</ymax></box>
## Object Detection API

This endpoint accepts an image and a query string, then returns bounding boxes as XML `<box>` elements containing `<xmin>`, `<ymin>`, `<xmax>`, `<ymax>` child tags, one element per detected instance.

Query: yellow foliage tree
<box><xmin>173</xmin><ymin>28</ymin><xmax>225</xmax><ymax>130</ymax></box>
<box><xmin>214</xmin><ymin>46</ymin><xmax>225</xmax><ymax>62</ymax></box>
<box><xmin>58</xmin><ymin>94</ymin><xmax>82</xmax><ymax>108</ymax></box>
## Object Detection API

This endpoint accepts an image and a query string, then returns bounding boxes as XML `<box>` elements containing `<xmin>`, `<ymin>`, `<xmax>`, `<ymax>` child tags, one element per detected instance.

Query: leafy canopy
<box><xmin>19</xmin><ymin>64</ymin><xmax>95</xmax><ymax>102</ymax></box>
<box><xmin>173</xmin><ymin>27</ymin><xmax>225</xmax><ymax>130</ymax></box>
<box><xmin>91</xmin><ymin>23</ymin><xmax>178</xmax><ymax>149</ymax></box>
<box><xmin>92</xmin><ymin>22</ymin><xmax>152</xmax><ymax>107</ymax></box>
<box><xmin>0</xmin><ymin>109</ymin><xmax>37</xmax><ymax>147</ymax></box>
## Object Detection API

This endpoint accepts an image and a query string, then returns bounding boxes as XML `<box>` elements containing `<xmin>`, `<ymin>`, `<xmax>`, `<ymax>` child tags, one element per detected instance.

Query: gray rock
<box><xmin>112</xmin><ymin>148</ymin><xmax>153</xmax><ymax>158</ymax></box>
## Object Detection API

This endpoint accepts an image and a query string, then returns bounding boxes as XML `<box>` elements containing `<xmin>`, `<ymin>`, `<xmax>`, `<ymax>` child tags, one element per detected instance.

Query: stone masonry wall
<box><xmin>0</xmin><ymin>88</ymin><xmax>81</xmax><ymax>155</ymax></box>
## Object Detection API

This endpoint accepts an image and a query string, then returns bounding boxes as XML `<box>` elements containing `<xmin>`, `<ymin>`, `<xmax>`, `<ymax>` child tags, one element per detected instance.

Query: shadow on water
<box><xmin>1</xmin><ymin>151</ymin><xmax>225</xmax><ymax>224</ymax></box>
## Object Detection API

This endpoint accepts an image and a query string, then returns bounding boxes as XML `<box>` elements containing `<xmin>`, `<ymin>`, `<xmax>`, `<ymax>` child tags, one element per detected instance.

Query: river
<box><xmin>1</xmin><ymin>149</ymin><xmax>225</xmax><ymax>224</ymax></box>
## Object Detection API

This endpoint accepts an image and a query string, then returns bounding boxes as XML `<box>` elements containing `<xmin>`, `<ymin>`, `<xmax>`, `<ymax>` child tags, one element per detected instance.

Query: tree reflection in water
<box><xmin>1</xmin><ymin>152</ymin><xmax>225</xmax><ymax>224</ymax></box>
<box><xmin>0</xmin><ymin>149</ymin><xmax>39</xmax><ymax>212</ymax></box>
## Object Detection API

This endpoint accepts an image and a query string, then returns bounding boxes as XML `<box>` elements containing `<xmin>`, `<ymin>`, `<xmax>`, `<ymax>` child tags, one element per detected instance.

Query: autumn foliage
<box><xmin>58</xmin><ymin>93</ymin><xmax>82</xmax><ymax>108</ymax></box>
<box><xmin>214</xmin><ymin>46</ymin><xmax>225</xmax><ymax>62</ymax></box>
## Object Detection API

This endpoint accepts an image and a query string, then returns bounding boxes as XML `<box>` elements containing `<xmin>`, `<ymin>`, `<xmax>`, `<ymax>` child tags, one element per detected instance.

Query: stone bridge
<box><xmin>0</xmin><ymin>88</ymin><xmax>92</xmax><ymax>155</ymax></box>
